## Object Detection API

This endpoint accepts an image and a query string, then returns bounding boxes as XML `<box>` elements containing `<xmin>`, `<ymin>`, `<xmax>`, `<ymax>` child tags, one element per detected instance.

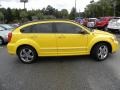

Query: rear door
<box><xmin>21</xmin><ymin>22</ymin><xmax>57</xmax><ymax>56</ymax></box>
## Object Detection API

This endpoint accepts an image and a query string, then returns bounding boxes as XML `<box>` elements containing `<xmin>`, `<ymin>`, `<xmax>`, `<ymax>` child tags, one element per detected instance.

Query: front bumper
<box><xmin>112</xmin><ymin>40</ymin><xmax>119</xmax><ymax>53</ymax></box>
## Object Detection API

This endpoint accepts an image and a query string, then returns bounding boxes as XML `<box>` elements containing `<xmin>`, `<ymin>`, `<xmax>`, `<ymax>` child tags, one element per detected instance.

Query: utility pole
<box><xmin>75</xmin><ymin>0</ymin><xmax>76</xmax><ymax>11</ymax></box>
<box><xmin>79</xmin><ymin>9</ymin><xmax>80</xmax><ymax>17</ymax></box>
<box><xmin>24</xmin><ymin>2</ymin><xmax>25</xmax><ymax>9</ymax></box>
<box><xmin>90</xmin><ymin>0</ymin><xmax>94</xmax><ymax>17</ymax></box>
<box><xmin>113</xmin><ymin>1</ymin><xmax>116</xmax><ymax>17</ymax></box>
<box><xmin>75</xmin><ymin>0</ymin><xmax>77</xmax><ymax>18</ymax></box>
<box><xmin>0</xmin><ymin>1</ymin><xmax>4</xmax><ymax>23</ymax></box>
<box><xmin>0</xmin><ymin>0</ymin><xmax>1</xmax><ymax>8</ymax></box>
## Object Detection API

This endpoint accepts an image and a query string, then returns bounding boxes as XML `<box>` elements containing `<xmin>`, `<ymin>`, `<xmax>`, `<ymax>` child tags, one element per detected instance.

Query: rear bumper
<box><xmin>7</xmin><ymin>43</ymin><xmax>16</xmax><ymax>55</ymax></box>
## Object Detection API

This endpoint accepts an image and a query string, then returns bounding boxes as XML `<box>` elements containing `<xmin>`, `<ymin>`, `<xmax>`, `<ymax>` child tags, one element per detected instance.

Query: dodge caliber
<box><xmin>7</xmin><ymin>20</ymin><xmax>119</xmax><ymax>64</ymax></box>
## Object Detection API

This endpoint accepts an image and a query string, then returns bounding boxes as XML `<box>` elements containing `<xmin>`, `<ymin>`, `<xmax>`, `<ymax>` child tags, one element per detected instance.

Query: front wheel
<box><xmin>91</xmin><ymin>43</ymin><xmax>109</xmax><ymax>61</ymax></box>
<box><xmin>17</xmin><ymin>46</ymin><xmax>38</xmax><ymax>64</ymax></box>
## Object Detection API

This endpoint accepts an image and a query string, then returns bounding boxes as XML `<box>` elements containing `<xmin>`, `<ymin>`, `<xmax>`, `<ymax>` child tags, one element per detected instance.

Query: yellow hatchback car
<box><xmin>7</xmin><ymin>20</ymin><xmax>119</xmax><ymax>63</ymax></box>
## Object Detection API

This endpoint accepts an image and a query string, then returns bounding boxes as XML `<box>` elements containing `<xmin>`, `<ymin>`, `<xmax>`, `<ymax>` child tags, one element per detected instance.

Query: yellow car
<box><xmin>7</xmin><ymin>20</ymin><xmax>119</xmax><ymax>63</ymax></box>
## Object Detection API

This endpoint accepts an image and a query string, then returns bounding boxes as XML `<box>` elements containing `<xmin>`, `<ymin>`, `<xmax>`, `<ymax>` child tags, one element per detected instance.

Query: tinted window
<box><xmin>21</xmin><ymin>23</ymin><xmax>53</xmax><ymax>33</ymax></box>
<box><xmin>55</xmin><ymin>23</ymin><xmax>82</xmax><ymax>34</ymax></box>
<box><xmin>21</xmin><ymin>25</ymin><xmax>32</xmax><ymax>33</ymax></box>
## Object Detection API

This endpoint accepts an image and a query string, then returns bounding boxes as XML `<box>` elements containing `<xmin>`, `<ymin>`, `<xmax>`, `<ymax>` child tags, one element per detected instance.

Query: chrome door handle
<box><xmin>30</xmin><ymin>36</ymin><xmax>38</xmax><ymax>38</ymax></box>
<box><xmin>58</xmin><ymin>35</ymin><xmax>65</xmax><ymax>38</ymax></box>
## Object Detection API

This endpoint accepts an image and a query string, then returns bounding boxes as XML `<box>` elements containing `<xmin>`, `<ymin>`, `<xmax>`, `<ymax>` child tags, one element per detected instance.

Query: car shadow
<box><xmin>34</xmin><ymin>55</ymin><xmax>96</xmax><ymax>64</ymax></box>
<box><xmin>13</xmin><ymin>55</ymin><xmax>95</xmax><ymax>64</ymax></box>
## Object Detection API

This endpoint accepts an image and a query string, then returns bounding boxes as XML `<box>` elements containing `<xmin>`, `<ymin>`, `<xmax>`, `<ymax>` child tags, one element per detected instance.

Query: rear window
<box><xmin>21</xmin><ymin>23</ymin><xmax>53</xmax><ymax>33</ymax></box>
<box><xmin>110</xmin><ymin>19</ymin><xmax>120</xmax><ymax>22</ymax></box>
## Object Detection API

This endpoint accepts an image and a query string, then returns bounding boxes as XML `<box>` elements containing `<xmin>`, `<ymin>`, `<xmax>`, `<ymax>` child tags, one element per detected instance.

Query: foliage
<box><xmin>0</xmin><ymin>5</ymin><xmax>71</xmax><ymax>23</ymax></box>
<box><xmin>0</xmin><ymin>11</ymin><xmax>4</xmax><ymax>20</ymax></box>
<box><xmin>69</xmin><ymin>7</ymin><xmax>76</xmax><ymax>20</ymax></box>
<box><xmin>84</xmin><ymin>0</ymin><xmax>120</xmax><ymax>17</ymax></box>
<box><xmin>0</xmin><ymin>0</ymin><xmax>120</xmax><ymax>23</ymax></box>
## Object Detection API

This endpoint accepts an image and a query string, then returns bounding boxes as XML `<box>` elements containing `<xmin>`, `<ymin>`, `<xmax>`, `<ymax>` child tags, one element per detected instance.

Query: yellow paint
<box><xmin>7</xmin><ymin>20</ymin><xmax>119</xmax><ymax>56</ymax></box>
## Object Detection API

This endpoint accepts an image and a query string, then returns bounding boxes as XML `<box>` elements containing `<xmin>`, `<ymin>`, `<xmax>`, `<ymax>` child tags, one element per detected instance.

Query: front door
<box><xmin>55</xmin><ymin>22</ymin><xmax>88</xmax><ymax>56</ymax></box>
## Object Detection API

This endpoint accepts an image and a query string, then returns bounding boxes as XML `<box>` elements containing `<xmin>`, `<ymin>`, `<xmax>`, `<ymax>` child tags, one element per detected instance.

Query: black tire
<box><xmin>17</xmin><ymin>46</ymin><xmax>38</xmax><ymax>64</ymax></box>
<box><xmin>91</xmin><ymin>43</ymin><xmax>109</xmax><ymax>61</ymax></box>
<box><xmin>0</xmin><ymin>37</ymin><xmax>4</xmax><ymax>45</ymax></box>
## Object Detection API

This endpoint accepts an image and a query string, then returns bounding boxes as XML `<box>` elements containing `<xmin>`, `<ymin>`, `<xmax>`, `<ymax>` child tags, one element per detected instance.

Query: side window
<box><xmin>32</xmin><ymin>23</ymin><xmax>53</xmax><ymax>33</ymax></box>
<box><xmin>21</xmin><ymin>25</ymin><xmax>33</xmax><ymax>33</ymax></box>
<box><xmin>21</xmin><ymin>23</ymin><xmax>53</xmax><ymax>33</ymax></box>
<box><xmin>56</xmin><ymin>23</ymin><xmax>82</xmax><ymax>34</ymax></box>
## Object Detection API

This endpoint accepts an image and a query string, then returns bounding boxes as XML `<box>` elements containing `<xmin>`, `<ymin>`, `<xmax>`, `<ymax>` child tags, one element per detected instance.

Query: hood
<box><xmin>92</xmin><ymin>30</ymin><xmax>113</xmax><ymax>36</ymax></box>
<box><xmin>0</xmin><ymin>30</ymin><xmax>11</xmax><ymax>36</ymax></box>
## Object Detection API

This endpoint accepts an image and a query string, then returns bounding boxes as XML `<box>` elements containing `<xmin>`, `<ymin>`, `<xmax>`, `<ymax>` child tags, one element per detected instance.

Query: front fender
<box><xmin>88</xmin><ymin>36</ymin><xmax>113</xmax><ymax>53</ymax></box>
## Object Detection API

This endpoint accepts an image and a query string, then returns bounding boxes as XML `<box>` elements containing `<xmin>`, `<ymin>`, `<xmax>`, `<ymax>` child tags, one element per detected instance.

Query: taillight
<box><xmin>8</xmin><ymin>32</ymin><xmax>12</xmax><ymax>42</ymax></box>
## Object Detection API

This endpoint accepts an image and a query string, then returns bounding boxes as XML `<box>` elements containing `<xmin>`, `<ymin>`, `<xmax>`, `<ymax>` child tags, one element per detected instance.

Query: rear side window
<box><xmin>21</xmin><ymin>23</ymin><xmax>53</xmax><ymax>33</ymax></box>
<box><xmin>21</xmin><ymin>26</ymin><xmax>32</xmax><ymax>33</ymax></box>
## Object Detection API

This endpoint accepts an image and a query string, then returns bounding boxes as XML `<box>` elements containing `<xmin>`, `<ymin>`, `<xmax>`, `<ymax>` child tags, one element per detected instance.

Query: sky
<box><xmin>0</xmin><ymin>0</ymin><xmax>99</xmax><ymax>12</ymax></box>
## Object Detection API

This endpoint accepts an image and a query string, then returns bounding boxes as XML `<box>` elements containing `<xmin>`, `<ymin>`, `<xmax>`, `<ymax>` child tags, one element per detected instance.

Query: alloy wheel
<box><xmin>97</xmin><ymin>45</ymin><xmax>108</xmax><ymax>60</ymax></box>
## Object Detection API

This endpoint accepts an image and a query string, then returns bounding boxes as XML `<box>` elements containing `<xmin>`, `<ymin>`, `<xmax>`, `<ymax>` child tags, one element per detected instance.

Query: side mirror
<box><xmin>75</xmin><ymin>28</ymin><xmax>88</xmax><ymax>34</ymax></box>
<box><xmin>79</xmin><ymin>29</ymin><xmax>88</xmax><ymax>34</ymax></box>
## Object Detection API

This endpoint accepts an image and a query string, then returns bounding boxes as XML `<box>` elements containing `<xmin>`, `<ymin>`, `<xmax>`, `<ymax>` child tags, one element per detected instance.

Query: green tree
<box><xmin>60</xmin><ymin>9</ymin><xmax>68</xmax><ymax>19</ymax></box>
<box><xmin>5</xmin><ymin>8</ymin><xmax>13</xmax><ymax>23</ymax></box>
<box><xmin>84</xmin><ymin>0</ymin><xmax>118</xmax><ymax>17</ymax></box>
<box><xmin>69</xmin><ymin>7</ymin><xmax>76</xmax><ymax>20</ymax></box>
<box><xmin>36</xmin><ymin>12</ymin><xmax>44</xmax><ymax>20</ymax></box>
<box><xmin>20</xmin><ymin>10</ymin><xmax>28</xmax><ymax>22</ymax></box>
<box><xmin>45</xmin><ymin>5</ymin><xmax>56</xmax><ymax>15</ymax></box>
<box><xmin>12</xmin><ymin>9</ymin><xmax>20</xmax><ymax>22</ymax></box>
<box><xmin>0</xmin><ymin>12</ymin><xmax>4</xmax><ymax>22</ymax></box>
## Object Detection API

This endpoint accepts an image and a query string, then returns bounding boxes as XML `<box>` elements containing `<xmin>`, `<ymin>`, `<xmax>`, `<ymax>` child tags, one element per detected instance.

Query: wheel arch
<box><xmin>15</xmin><ymin>39</ymin><xmax>41</xmax><ymax>56</ymax></box>
<box><xmin>16</xmin><ymin>44</ymin><xmax>38</xmax><ymax>55</ymax></box>
<box><xmin>90</xmin><ymin>41</ymin><xmax>112</xmax><ymax>54</ymax></box>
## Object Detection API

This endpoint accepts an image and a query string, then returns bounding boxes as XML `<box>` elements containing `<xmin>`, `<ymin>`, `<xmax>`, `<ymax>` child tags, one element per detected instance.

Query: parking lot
<box><xmin>0</xmin><ymin>34</ymin><xmax>119</xmax><ymax>90</ymax></box>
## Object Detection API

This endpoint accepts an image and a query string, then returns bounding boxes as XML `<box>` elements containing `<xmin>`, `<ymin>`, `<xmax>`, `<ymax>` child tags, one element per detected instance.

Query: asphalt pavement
<box><xmin>0</xmin><ymin>35</ymin><xmax>120</xmax><ymax>90</ymax></box>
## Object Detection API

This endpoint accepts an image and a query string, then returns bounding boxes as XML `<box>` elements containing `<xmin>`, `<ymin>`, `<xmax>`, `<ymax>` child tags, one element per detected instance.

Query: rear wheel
<box><xmin>17</xmin><ymin>46</ymin><xmax>38</xmax><ymax>64</ymax></box>
<box><xmin>91</xmin><ymin>43</ymin><xmax>109</xmax><ymax>61</ymax></box>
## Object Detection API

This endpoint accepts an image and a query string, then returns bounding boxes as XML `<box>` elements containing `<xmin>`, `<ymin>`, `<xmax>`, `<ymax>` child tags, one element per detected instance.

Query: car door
<box><xmin>55</xmin><ymin>22</ymin><xmax>88</xmax><ymax>56</ymax></box>
<box><xmin>21</xmin><ymin>22</ymin><xmax>57</xmax><ymax>56</ymax></box>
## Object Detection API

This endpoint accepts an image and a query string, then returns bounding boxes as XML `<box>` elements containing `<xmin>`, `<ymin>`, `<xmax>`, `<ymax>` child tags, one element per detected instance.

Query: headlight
<box><xmin>111</xmin><ymin>35</ymin><xmax>117</xmax><ymax>41</ymax></box>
